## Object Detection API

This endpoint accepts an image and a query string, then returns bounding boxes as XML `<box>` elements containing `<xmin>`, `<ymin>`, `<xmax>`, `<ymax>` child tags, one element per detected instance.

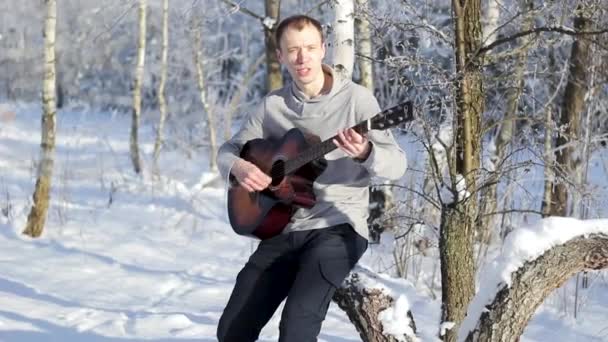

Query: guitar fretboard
<box><xmin>284</xmin><ymin>120</ymin><xmax>370</xmax><ymax>174</ymax></box>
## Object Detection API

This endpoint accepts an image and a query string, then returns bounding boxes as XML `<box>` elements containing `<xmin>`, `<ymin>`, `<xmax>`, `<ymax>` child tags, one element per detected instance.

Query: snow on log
<box><xmin>459</xmin><ymin>218</ymin><xmax>608</xmax><ymax>342</ymax></box>
<box><xmin>333</xmin><ymin>265</ymin><xmax>418</xmax><ymax>342</ymax></box>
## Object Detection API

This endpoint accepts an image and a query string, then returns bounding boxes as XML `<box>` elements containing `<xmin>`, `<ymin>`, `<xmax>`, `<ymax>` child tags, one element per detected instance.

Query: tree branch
<box><xmin>463</xmin><ymin>233</ymin><xmax>608</xmax><ymax>342</ymax></box>
<box><xmin>477</xmin><ymin>25</ymin><xmax>608</xmax><ymax>56</ymax></box>
<box><xmin>305</xmin><ymin>0</ymin><xmax>331</xmax><ymax>14</ymax></box>
<box><xmin>219</xmin><ymin>0</ymin><xmax>264</xmax><ymax>21</ymax></box>
<box><xmin>478</xmin><ymin>208</ymin><xmax>544</xmax><ymax>218</ymax></box>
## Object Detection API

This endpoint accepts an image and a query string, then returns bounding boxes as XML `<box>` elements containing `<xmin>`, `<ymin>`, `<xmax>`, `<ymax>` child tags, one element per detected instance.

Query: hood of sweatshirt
<box><xmin>288</xmin><ymin>64</ymin><xmax>350</xmax><ymax>112</ymax></box>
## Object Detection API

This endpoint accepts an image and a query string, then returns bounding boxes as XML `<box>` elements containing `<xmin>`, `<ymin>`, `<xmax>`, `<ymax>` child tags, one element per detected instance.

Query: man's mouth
<box><xmin>296</xmin><ymin>67</ymin><xmax>310</xmax><ymax>77</ymax></box>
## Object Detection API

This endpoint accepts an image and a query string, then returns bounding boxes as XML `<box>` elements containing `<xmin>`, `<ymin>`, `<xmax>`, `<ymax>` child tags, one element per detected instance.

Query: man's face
<box><xmin>277</xmin><ymin>24</ymin><xmax>326</xmax><ymax>87</ymax></box>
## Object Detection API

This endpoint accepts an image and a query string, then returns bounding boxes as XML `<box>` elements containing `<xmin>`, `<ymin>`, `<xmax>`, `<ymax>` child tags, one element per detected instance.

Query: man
<box><xmin>216</xmin><ymin>14</ymin><xmax>406</xmax><ymax>342</ymax></box>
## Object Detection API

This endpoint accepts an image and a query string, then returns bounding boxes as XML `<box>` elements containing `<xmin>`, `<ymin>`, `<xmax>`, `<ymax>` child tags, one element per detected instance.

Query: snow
<box><xmin>378</xmin><ymin>295</ymin><xmax>417</xmax><ymax>341</ymax></box>
<box><xmin>345</xmin><ymin>265</ymin><xmax>440</xmax><ymax>342</ymax></box>
<box><xmin>0</xmin><ymin>103</ymin><xmax>607</xmax><ymax>341</ymax></box>
<box><xmin>439</xmin><ymin>174</ymin><xmax>471</xmax><ymax>204</ymax></box>
<box><xmin>458</xmin><ymin>217</ymin><xmax>608</xmax><ymax>341</ymax></box>
<box><xmin>262</xmin><ymin>17</ymin><xmax>277</xmax><ymax>30</ymax></box>
<box><xmin>439</xmin><ymin>321</ymin><xmax>455</xmax><ymax>337</ymax></box>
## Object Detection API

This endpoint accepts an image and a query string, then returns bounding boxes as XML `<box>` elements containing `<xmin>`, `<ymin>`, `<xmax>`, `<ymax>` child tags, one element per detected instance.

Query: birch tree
<box><xmin>23</xmin><ymin>0</ymin><xmax>57</xmax><ymax>238</ymax></box>
<box><xmin>355</xmin><ymin>0</ymin><xmax>373</xmax><ymax>90</ymax></box>
<box><xmin>191</xmin><ymin>13</ymin><xmax>218</xmax><ymax>172</ymax></box>
<box><xmin>153</xmin><ymin>0</ymin><xmax>169</xmax><ymax>165</ymax></box>
<box><xmin>482</xmin><ymin>0</ymin><xmax>500</xmax><ymax>46</ymax></box>
<box><xmin>477</xmin><ymin>0</ymin><xmax>533</xmax><ymax>246</ymax></box>
<box><xmin>331</xmin><ymin>0</ymin><xmax>355</xmax><ymax>79</ymax></box>
<box><xmin>130</xmin><ymin>0</ymin><xmax>146</xmax><ymax>174</ymax></box>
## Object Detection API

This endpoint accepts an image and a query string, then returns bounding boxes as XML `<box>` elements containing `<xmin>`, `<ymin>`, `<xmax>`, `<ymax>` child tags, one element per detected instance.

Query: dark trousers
<box><xmin>217</xmin><ymin>223</ymin><xmax>368</xmax><ymax>342</ymax></box>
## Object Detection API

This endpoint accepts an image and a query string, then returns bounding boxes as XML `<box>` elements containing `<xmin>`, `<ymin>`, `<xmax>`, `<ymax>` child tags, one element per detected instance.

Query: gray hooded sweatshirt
<box><xmin>217</xmin><ymin>65</ymin><xmax>407</xmax><ymax>240</ymax></box>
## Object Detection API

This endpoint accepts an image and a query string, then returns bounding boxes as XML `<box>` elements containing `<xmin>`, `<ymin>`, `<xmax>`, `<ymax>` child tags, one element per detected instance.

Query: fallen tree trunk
<box><xmin>463</xmin><ymin>233</ymin><xmax>608</xmax><ymax>342</ymax></box>
<box><xmin>334</xmin><ymin>266</ymin><xmax>418</xmax><ymax>342</ymax></box>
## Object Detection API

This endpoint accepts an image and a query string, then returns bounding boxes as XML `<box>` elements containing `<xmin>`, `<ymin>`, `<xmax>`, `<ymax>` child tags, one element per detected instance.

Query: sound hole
<box><xmin>270</xmin><ymin>160</ymin><xmax>285</xmax><ymax>186</ymax></box>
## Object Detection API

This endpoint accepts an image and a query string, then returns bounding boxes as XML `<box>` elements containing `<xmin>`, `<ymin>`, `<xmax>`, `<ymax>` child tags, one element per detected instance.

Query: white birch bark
<box><xmin>191</xmin><ymin>15</ymin><xmax>218</xmax><ymax>172</ymax></box>
<box><xmin>482</xmin><ymin>0</ymin><xmax>501</xmax><ymax>46</ymax></box>
<box><xmin>23</xmin><ymin>0</ymin><xmax>57</xmax><ymax>238</ymax></box>
<box><xmin>130</xmin><ymin>0</ymin><xmax>147</xmax><ymax>174</ymax></box>
<box><xmin>331</xmin><ymin>0</ymin><xmax>355</xmax><ymax>79</ymax></box>
<box><xmin>355</xmin><ymin>0</ymin><xmax>373</xmax><ymax>90</ymax></box>
<box><xmin>153</xmin><ymin>0</ymin><xmax>169</xmax><ymax>165</ymax></box>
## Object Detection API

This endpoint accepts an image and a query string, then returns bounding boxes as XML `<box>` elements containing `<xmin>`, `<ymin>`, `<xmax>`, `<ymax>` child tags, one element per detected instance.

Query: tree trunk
<box><xmin>130</xmin><ymin>0</ymin><xmax>146</xmax><ymax>174</ymax></box>
<box><xmin>464</xmin><ymin>233</ymin><xmax>608</xmax><ymax>342</ymax></box>
<box><xmin>439</xmin><ymin>203</ymin><xmax>475</xmax><ymax>341</ymax></box>
<box><xmin>264</xmin><ymin>0</ymin><xmax>282</xmax><ymax>91</ymax></box>
<box><xmin>549</xmin><ymin>5</ymin><xmax>591</xmax><ymax>216</ymax></box>
<box><xmin>224</xmin><ymin>54</ymin><xmax>265</xmax><ymax>141</ymax></box>
<box><xmin>333</xmin><ymin>266</ymin><xmax>418</xmax><ymax>342</ymax></box>
<box><xmin>482</xmin><ymin>0</ymin><xmax>500</xmax><ymax>46</ymax></box>
<box><xmin>477</xmin><ymin>0</ymin><xmax>533</xmax><ymax>245</ymax></box>
<box><xmin>355</xmin><ymin>0</ymin><xmax>373</xmax><ymax>90</ymax></box>
<box><xmin>541</xmin><ymin>49</ymin><xmax>558</xmax><ymax>217</ymax></box>
<box><xmin>353</xmin><ymin>4</ymin><xmax>395</xmax><ymax>245</ymax></box>
<box><xmin>153</xmin><ymin>0</ymin><xmax>169</xmax><ymax>165</ymax></box>
<box><xmin>191</xmin><ymin>14</ymin><xmax>218</xmax><ymax>172</ymax></box>
<box><xmin>23</xmin><ymin>0</ymin><xmax>57</xmax><ymax>238</ymax></box>
<box><xmin>441</xmin><ymin>0</ymin><xmax>484</xmax><ymax>340</ymax></box>
<box><xmin>332</xmin><ymin>0</ymin><xmax>355</xmax><ymax>79</ymax></box>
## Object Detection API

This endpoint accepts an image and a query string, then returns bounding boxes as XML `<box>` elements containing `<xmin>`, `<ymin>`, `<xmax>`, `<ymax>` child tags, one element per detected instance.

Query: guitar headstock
<box><xmin>369</xmin><ymin>101</ymin><xmax>414</xmax><ymax>131</ymax></box>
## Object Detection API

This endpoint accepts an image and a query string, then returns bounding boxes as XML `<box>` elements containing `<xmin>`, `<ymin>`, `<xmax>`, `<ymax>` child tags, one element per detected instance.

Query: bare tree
<box><xmin>23</xmin><ymin>0</ymin><xmax>57</xmax><ymax>238</ymax></box>
<box><xmin>130</xmin><ymin>0</ymin><xmax>146</xmax><ymax>174</ymax></box>
<box><xmin>220</xmin><ymin>0</ymin><xmax>282</xmax><ymax>91</ymax></box>
<box><xmin>440</xmin><ymin>0</ymin><xmax>484</xmax><ymax>340</ymax></box>
<box><xmin>191</xmin><ymin>12</ymin><xmax>218</xmax><ymax>172</ymax></box>
<box><xmin>549</xmin><ymin>3</ymin><xmax>593</xmax><ymax>216</ymax></box>
<box><xmin>153</xmin><ymin>0</ymin><xmax>169</xmax><ymax>165</ymax></box>
<box><xmin>541</xmin><ymin>47</ymin><xmax>562</xmax><ymax>217</ymax></box>
<box><xmin>353</xmin><ymin>0</ymin><xmax>399</xmax><ymax>247</ymax></box>
<box><xmin>477</xmin><ymin>0</ymin><xmax>534</xmax><ymax>246</ymax></box>
<box><xmin>265</xmin><ymin>0</ymin><xmax>282</xmax><ymax>91</ymax></box>
<box><xmin>224</xmin><ymin>53</ymin><xmax>266</xmax><ymax>141</ymax></box>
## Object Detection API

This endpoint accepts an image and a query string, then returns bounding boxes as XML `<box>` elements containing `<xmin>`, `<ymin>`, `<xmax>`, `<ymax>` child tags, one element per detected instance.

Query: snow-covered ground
<box><xmin>0</xmin><ymin>103</ymin><xmax>606</xmax><ymax>341</ymax></box>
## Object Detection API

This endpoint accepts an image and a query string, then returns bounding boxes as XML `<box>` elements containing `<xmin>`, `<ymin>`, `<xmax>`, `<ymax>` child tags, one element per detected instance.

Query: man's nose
<box><xmin>296</xmin><ymin>49</ymin><xmax>307</xmax><ymax>63</ymax></box>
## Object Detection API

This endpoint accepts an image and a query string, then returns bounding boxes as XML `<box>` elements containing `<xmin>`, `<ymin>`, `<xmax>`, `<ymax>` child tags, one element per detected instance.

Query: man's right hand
<box><xmin>231</xmin><ymin>159</ymin><xmax>272</xmax><ymax>192</ymax></box>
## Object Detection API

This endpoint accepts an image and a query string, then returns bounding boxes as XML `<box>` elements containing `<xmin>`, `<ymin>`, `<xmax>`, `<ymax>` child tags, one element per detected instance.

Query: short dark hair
<box><xmin>275</xmin><ymin>15</ymin><xmax>324</xmax><ymax>48</ymax></box>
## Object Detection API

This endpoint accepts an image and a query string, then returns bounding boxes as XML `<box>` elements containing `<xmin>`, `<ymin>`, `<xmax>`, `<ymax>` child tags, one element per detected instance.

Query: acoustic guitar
<box><xmin>227</xmin><ymin>101</ymin><xmax>414</xmax><ymax>240</ymax></box>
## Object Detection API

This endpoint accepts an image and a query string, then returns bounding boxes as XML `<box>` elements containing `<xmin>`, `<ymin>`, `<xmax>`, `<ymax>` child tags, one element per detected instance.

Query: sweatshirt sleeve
<box><xmin>354</xmin><ymin>86</ymin><xmax>407</xmax><ymax>180</ymax></box>
<box><xmin>216</xmin><ymin>101</ymin><xmax>265</xmax><ymax>181</ymax></box>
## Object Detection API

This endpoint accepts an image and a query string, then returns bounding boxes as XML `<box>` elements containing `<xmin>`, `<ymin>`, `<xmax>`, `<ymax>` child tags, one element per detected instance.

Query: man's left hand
<box><xmin>333</xmin><ymin>128</ymin><xmax>371</xmax><ymax>161</ymax></box>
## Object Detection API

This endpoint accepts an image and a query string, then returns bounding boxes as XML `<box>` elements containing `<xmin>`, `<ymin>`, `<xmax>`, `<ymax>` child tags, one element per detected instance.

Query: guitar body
<box><xmin>227</xmin><ymin>128</ymin><xmax>327</xmax><ymax>239</ymax></box>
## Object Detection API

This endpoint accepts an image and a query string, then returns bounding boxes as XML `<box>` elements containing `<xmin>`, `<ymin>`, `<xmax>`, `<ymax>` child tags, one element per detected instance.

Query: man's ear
<box><xmin>276</xmin><ymin>49</ymin><xmax>283</xmax><ymax>63</ymax></box>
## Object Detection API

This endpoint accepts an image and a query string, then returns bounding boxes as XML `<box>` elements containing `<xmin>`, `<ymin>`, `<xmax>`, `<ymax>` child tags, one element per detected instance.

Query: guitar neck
<box><xmin>283</xmin><ymin>101</ymin><xmax>413</xmax><ymax>175</ymax></box>
<box><xmin>284</xmin><ymin>120</ymin><xmax>370</xmax><ymax>174</ymax></box>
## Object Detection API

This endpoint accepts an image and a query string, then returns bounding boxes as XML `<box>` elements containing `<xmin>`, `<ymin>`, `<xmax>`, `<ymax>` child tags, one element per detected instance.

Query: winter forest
<box><xmin>1</xmin><ymin>0</ymin><xmax>608</xmax><ymax>341</ymax></box>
